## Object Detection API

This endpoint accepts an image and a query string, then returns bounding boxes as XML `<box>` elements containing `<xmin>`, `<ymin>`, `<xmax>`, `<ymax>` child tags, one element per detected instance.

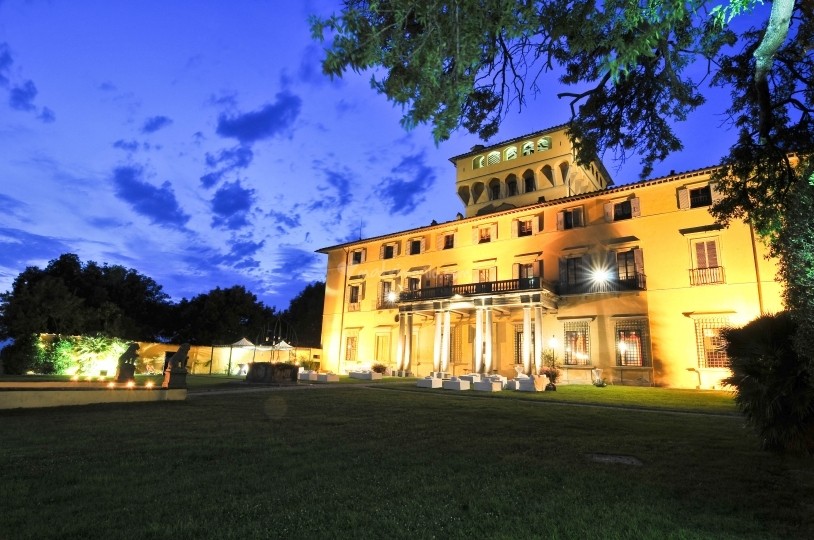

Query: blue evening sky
<box><xmin>0</xmin><ymin>1</ymin><xmax>767</xmax><ymax>309</ymax></box>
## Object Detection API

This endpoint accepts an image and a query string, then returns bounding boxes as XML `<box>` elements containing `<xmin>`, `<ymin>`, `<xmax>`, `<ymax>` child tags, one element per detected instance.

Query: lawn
<box><xmin>0</xmin><ymin>384</ymin><xmax>811</xmax><ymax>539</ymax></box>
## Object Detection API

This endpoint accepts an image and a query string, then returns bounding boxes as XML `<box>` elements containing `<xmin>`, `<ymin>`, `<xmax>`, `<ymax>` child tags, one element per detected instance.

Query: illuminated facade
<box><xmin>317</xmin><ymin>125</ymin><xmax>782</xmax><ymax>388</ymax></box>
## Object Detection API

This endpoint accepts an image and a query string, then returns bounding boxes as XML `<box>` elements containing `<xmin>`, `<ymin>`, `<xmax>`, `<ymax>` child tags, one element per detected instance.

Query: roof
<box><xmin>315</xmin><ymin>163</ymin><xmax>720</xmax><ymax>254</ymax></box>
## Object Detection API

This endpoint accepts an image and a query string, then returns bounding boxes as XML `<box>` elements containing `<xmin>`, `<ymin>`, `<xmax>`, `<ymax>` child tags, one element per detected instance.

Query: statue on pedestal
<box><xmin>115</xmin><ymin>343</ymin><xmax>139</xmax><ymax>383</ymax></box>
<box><xmin>162</xmin><ymin>343</ymin><xmax>190</xmax><ymax>389</ymax></box>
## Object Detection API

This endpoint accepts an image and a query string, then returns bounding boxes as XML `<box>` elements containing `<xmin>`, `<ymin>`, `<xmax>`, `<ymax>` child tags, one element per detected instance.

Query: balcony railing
<box><xmin>689</xmin><ymin>266</ymin><xmax>725</xmax><ymax>286</ymax></box>
<box><xmin>558</xmin><ymin>272</ymin><xmax>647</xmax><ymax>295</ymax></box>
<box><xmin>400</xmin><ymin>277</ymin><xmax>548</xmax><ymax>302</ymax></box>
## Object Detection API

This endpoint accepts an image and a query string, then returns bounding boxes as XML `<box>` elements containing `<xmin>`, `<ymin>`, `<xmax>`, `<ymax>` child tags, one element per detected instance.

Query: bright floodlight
<box><xmin>590</xmin><ymin>266</ymin><xmax>613</xmax><ymax>284</ymax></box>
<box><xmin>386</xmin><ymin>290</ymin><xmax>399</xmax><ymax>303</ymax></box>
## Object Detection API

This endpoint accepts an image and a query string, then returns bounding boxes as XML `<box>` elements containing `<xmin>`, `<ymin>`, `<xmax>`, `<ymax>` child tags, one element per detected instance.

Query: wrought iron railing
<box><xmin>689</xmin><ymin>266</ymin><xmax>725</xmax><ymax>286</ymax></box>
<box><xmin>399</xmin><ymin>277</ymin><xmax>548</xmax><ymax>302</ymax></box>
<box><xmin>557</xmin><ymin>272</ymin><xmax>647</xmax><ymax>295</ymax></box>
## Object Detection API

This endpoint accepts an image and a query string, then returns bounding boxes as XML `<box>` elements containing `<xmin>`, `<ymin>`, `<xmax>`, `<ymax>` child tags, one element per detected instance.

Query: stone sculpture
<box><xmin>115</xmin><ymin>342</ymin><xmax>139</xmax><ymax>383</ymax></box>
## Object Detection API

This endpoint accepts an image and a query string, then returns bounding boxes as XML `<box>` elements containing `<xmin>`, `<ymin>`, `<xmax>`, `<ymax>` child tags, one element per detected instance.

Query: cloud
<box><xmin>38</xmin><ymin>107</ymin><xmax>55</xmax><ymax>123</ymax></box>
<box><xmin>0</xmin><ymin>193</ymin><xmax>25</xmax><ymax>217</ymax></box>
<box><xmin>210</xmin><ymin>180</ymin><xmax>255</xmax><ymax>230</ymax></box>
<box><xmin>216</xmin><ymin>91</ymin><xmax>301</xmax><ymax>144</ymax></box>
<box><xmin>205</xmin><ymin>146</ymin><xmax>253</xmax><ymax>169</ymax></box>
<box><xmin>375</xmin><ymin>152</ymin><xmax>437</xmax><ymax>215</ymax></box>
<box><xmin>0</xmin><ymin>227</ymin><xmax>72</xmax><ymax>272</ymax></box>
<box><xmin>9</xmin><ymin>80</ymin><xmax>37</xmax><ymax>111</ymax></box>
<box><xmin>98</xmin><ymin>81</ymin><xmax>116</xmax><ymax>92</ymax></box>
<box><xmin>0</xmin><ymin>43</ymin><xmax>11</xmax><ymax>87</ymax></box>
<box><xmin>111</xmin><ymin>165</ymin><xmax>190</xmax><ymax>228</ymax></box>
<box><xmin>113</xmin><ymin>139</ymin><xmax>140</xmax><ymax>152</ymax></box>
<box><xmin>200</xmin><ymin>145</ymin><xmax>254</xmax><ymax>189</ymax></box>
<box><xmin>141</xmin><ymin>115</ymin><xmax>173</xmax><ymax>134</ymax></box>
<box><xmin>267</xmin><ymin>209</ymin><xmax>301</xmax><ymax>234</ymax></box>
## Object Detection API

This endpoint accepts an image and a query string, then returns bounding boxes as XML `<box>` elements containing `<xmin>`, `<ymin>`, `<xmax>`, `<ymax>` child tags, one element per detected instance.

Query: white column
<box><xmin>433</xmin><ymin>311</ymin><xmax>442</xmax><ymax>372</ymax></box>
<box><xmin>441</xmin><ymin>310</ymin><xmax>451</xmax><ymax>372</ymax></box>
<box><xmin>473</xmin><ymin>308</ymin><xmax>483</xmax><ymax>374</ymax></box>
<box><xmin>522</xmin><ymin>306</ymin><xmax>532</xmax><ymax>374</ymax></box>
<box><xmin>396</xmin><ymin>313</ymin><xmax>405</xmax><ymax>371</ymax></box>
<box><xmin>533</xmin><ymin>306</ymin><xmax>544</xmax><ymax>374</ymax></box>
<box><xmin>484</xmin><ymin>308</ymin><xmax>493</xmax><ymax>373</ymax></box>
<box><xmin>404</xmin><ymin>313</ymin><xmax>413</xmax><ymax>372</ymax></box>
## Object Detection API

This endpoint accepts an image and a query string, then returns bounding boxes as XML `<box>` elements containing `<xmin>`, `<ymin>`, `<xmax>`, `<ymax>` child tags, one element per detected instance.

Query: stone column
<box><xmin>473</xmin><ymin>308</ymin><xmax>483</xmax><ymax>374</ymax></box>
<box><xmin>522</xmin><ymin>306</ymin><xmax>532</xmax><ymax>374</ymax></box>
<box><xmin>396</xmin><ymin>313</ymin><xmax>405</xmax><ymax>371</ymax></box>
<box><xmin>404</xmin><ymin>313</ymin><xmax>413</xmax><ymax>372</ymax></box>
<box><xmin>484</xmin><ymin>308</ymin><xmax>494</xmax><ymax>373</ymax></box>
<box><xmin>533</xmin><ymin>306</ymin><xmax>544</xmax><ymax>374</ymax></box>
<box><xmin>441</xmin><ymin>310</ymin><xmax>451</xmax><ymax>373</ymax></box>
<box><xmin>433</xmin><ymin>311</ymin><xmax>442</xmax><ymax>372</ymax></box>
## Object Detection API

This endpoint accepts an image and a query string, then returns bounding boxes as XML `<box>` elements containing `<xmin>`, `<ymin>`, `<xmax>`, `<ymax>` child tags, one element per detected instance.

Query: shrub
<box><xmin>371</xmin><ymin>362</ymin><xmax>388</xmax><ymax>374</ymax></box>
<box><xmin>722</xmin><ymin>312</ymin><xmax>814</xmax><ymax>455</ymax></box>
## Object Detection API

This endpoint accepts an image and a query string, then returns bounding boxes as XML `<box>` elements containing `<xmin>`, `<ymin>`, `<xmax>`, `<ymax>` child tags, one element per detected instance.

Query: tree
<box><xmin>0</xmin><ymin>253</ymin><xmax>172</xmax><ymax>343</ymax></box>
<box><xmin>312</xmin><ymin>1</ymin><xmax>813</xmax><ymax>340</ymax></box>
<box><xmin>282</xmin><ymin>281</ymin><xmax>325</xmax><ymax>348</ymax></box>
<box><xmin>171</xmin><ymin>285</ymin><xmax>276</xmax><ymax>345</ymax></box>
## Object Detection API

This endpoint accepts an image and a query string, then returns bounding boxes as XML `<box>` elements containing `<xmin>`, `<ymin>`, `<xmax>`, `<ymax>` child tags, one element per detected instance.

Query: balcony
<box><xmin>400</xmin><ymin>277</ymin><xmax>550</xmax><ymax>302</ymax></box>
<box><xmin>558</xmin><ymin>272</ymin><xmax>647</xmax><ymax>295</ymax></box>
<box><xmin>689</xmin><ymin>266</ymin><xmax>725</xmax><ymax>286</ymax></box>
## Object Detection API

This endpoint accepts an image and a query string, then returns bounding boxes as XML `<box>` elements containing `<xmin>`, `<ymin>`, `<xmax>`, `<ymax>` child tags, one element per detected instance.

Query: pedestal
<box><xmin>162</xmin><ymin>368</ymin><xmax>187</xmax><ymax>389</ymax></box>
<box><xmin>116</xmin><ymin>363</ymin><xmax>136</xmax><ymax>383</ymax></box>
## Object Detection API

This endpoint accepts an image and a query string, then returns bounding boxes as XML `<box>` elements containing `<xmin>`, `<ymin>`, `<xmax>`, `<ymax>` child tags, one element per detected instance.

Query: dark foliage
<box><xmin>722</xmin><ymin>312</ymin><xmax>814</xmax><ymax>455</ymax></box>
<box><xmin>282</xmin><ymin>281</ymin><xmax>324</xmax><ymax>348</ymax></box>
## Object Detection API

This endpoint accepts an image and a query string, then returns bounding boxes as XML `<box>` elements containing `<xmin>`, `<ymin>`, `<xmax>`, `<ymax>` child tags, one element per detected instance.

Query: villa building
<box><xmin>317</xmin><ymin>125</ymin><xmax>782</xmax><ymax>389</ymax></box>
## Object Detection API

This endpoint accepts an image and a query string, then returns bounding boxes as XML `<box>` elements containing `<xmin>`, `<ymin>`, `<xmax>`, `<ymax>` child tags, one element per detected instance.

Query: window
<box><xmin>513</xmin><ymin>215</ymin><xmax>541</xmax><ymax>237</ymax></box>
<box><xmin>504</xmin><ymin>146</ymin><xmax>517</xmax><ymax>160</ymax></box>
<box><xmin>563</xmin><ymin>320</ymin><xmax>590</xmax><ymax>365</ymax></box>
<box><xmin>617</xmin><ymin>250</ymin><xmax>636</xmax><ymax>281</ymax></box>
<box><xmin>378</xmin><ymin>280</ymin><xmax>397</xmax><ymax>309</ymax></box>
<box><xmin>348</xmin><ymin>283</ymin><xmax>364</xmax><ymax>311</ymax></box>
<box><xmin>380</xmin><ymin>242</ymin><xmax>399</xmax><ymax>260</ymax></box>
<box><xmin>478</xmin><ymin>227</ymin><xmax>491</xmax><ymax>243</ymax></box>
<box><xmin>513</xmin><ymin>260</ymin><xmax>542</xmax><ymax>288</ymax></box>
<box><xmin>350</xmin><ymin>248</ymin><xmax>365</xmax><ymax>264</ymax></box>
<box><xmin>438</xmin><ymin>273</ymin><xmax>455</xmax><ymax>288</ymax></box>
<box><xmin>443</xmin><ymin>233</ymin><xmax>454</xmax><ymax>249</ymax></box>
<box><xmin>557</xmin><ymin>207</ymin><xmax>584</xmax><ymax>230</ymax></box>
<box><xmin>487</xmin><ymin>151</ymin><xmax>501</xmax><ymax>165</ymax></box>
<box><xmin>690</xmin><ymin>185</ymin><xmax>712</xmax><ymax>208</ymax></box>
<box><xmin>345</xmin><ymin>336</ymin><xmax>358</xmax><ymax>362</ymax></box>
<box><xmin>694</xmin><ymin>318</ymin><xmax>730</xmax><ymax>368</ymax></box>
<box><xmin>409</xmin><ymin>238</ymin><xmax>424</xmax><ymax>255</ymax></box>
<box><xmin>522</xmin><ymin>141</ymin><xmax>534</xmax><ymax>156</ymax></box>
<box><xmin>513</xmin><ymin>324</ymin><xmax>535</xmax><ymax>365</ymax></box>
<box><xmin>407</xmin><ymin>276</ymin><xmax>421</xmax><ymax>291</ymax></box>
<box><xmin>537</xmin><ymin>137</ymin><xmax>551</xmax><ymax>151</ymax></box>
<box><xmin>436</xmin><ymin>232</ymin><xmax>455</xmax><ymax>250</ymax></box>
<box><xmin>615</xmin><ymin>319</ymin><xmax>649</xmax><ymax>367</ymax></box>
<box><xmin>477</xmin><ymin>268</ymin><xmax>491</xmax><ymax>282</ymax></box>
<box><xmin>524</xmin><ymin>175</ymin><xmax>536</xmax><ymax>193</ymax></box>
<box><xmin>473</xmin><ymin>156</ymin><xmax>484</xmax><ymax>169</ymax></box>
<box><xmin>489</xmin><ymin>182</ymin><xmax>501</xmax><ymax>200</ymax></box>
<box><xmin>679</xmin><ymin>184</ymin><xmax>718</xmax><ymax>210</ymax></box>
<box><xmin>563</xmin><ymin>256</ymin><xmax>583</xmax><ymax>288</ymax></box>
<box><xmin>604</xmin><ymin>198</ymin><xmax>641</xmax><ymax>222</ymax></box>
<box><xmin>690</xmin><ymin>238</ymin><xmax>724</xmax><ymax>285</ymax></box>
<box><xmin>507</xmin><ymin>179</ymin><xmax>518</xmax><ymax>196</ymax></box>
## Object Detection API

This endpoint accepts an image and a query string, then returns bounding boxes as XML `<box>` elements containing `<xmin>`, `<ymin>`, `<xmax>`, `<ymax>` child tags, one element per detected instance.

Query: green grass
<box><xmin>0</xmin><ymin>385</ymin><xmax>811</xmax><ymax>539</ymax></box>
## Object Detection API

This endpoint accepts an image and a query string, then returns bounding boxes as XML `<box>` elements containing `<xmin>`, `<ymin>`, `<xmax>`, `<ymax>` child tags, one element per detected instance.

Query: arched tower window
<box><xmin>521</xmin><ymin>141</ymin><xmax>534</xmax><ymax>156</ymax></box>
<box><xmin>523</xmin><ymin>171</ymin><xmax>536</xmax><ymax>193</ymax></box>
<box><xmin>472</xmin><ymin>156</ymin><xmax>484</xmax><ymax>169</ymax></box>
<box><xmin>504</xmin><ymin>146</ymin><xmax>517</xmax><ymax>161</ymax></box>
<box><xmin>487</xmin><ymin>151</ymin><xmax>501</xmax><ymax>166</ymax></box>
<box><xmin>506</xmin><ymin>174</ymin><xmax>518</xmax><ymax>197</ymax></box>
<box><xmin>488</xmin><ymin>178</ymin><xmax>502</xmax><ymax>200</ymax></box>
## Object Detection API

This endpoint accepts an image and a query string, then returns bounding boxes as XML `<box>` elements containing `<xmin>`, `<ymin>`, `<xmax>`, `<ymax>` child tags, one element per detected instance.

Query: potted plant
<box><xmin>542</xmin><ymin>350</ymin><xmax>560</xmax><ymax>391</ymax></box>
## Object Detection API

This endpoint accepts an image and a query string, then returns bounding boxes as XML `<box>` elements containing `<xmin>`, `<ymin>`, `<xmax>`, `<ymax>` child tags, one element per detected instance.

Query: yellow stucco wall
<box><xmin>318</xmin><ymin>138</ymin><xmax>783</xmax><ymax>389</ymax></box>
